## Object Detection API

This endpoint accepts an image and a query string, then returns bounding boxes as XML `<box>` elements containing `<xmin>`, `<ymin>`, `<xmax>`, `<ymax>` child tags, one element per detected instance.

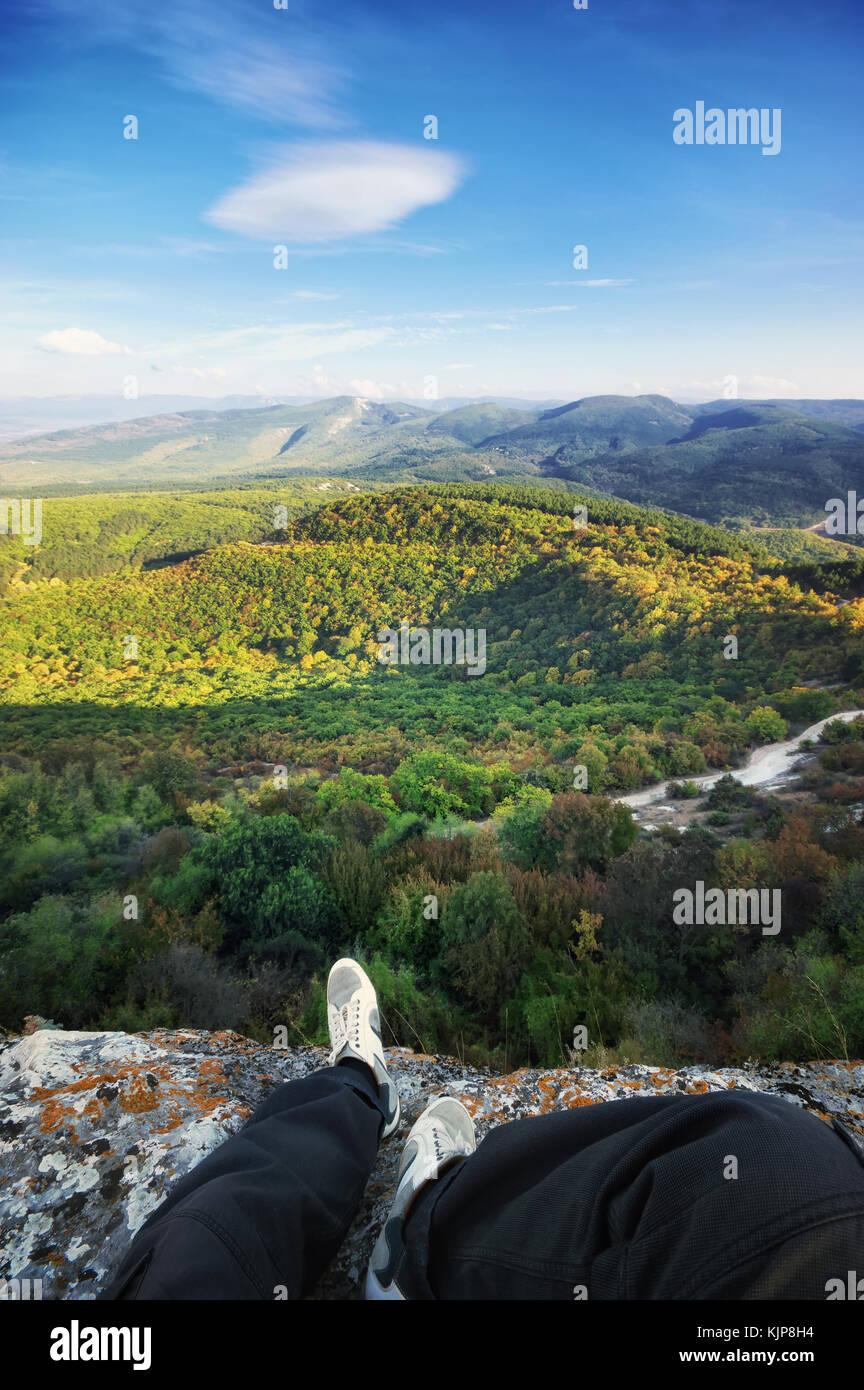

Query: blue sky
<box><xmin>1</xmin><ymin>0</ymin><xmax>862</xmax><ymax>403</ymax></box>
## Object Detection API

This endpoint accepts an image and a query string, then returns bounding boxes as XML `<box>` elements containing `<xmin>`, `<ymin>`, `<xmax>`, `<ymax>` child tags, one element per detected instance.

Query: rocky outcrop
<box><xmin>1</xmin><ymin>1028</ymin><xmax>862</xmax><ymax>1300</ymax></box>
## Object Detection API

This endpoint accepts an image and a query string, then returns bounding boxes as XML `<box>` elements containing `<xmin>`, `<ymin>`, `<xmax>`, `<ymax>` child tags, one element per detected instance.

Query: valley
<box><xmin>1</xmin><ymin>478</ymin><xmax>863</xmax><ymax>1076</ymax></box>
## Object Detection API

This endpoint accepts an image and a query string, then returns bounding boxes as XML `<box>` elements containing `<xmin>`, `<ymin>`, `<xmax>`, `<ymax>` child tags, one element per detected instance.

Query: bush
<box><xmin>317</xmin><ymin>768</ymin><xmax>397</xmax><ymax>816</ymax></box>
<box><xmin>323</xmin><ymin>799</ymin><xmax>387</xmax><ymax>845</ymax></box>
<box><xmin>668</xmin><ymin>780</ymin><xmax>700</xmax><ymax>800</ymax></box>
<box><xmin>745</xmin><ymin>707</ymin><xmax>787</xmax><ymax>744</ymax></box>
<box><xmin>535</xmin><ymin>793</ymin><xmax>637</xmax><ymax>874</ymax></box>
<box><xmin>186</xmin><ymin>800</ymin><xmax>231</xmax><ymax>831</ymax></box>
<box><xmin>623</xmin><ymin>998</ymin><xmax>713</xmax><ymax>1066</ymax></box>
<box><xmin>662</xmin><ymin>742</ymin><xmax>707</xmax><ymax>777</ymax></box>
<box><xmin>493</xmin><ymin>786</ymin><xmax>553</xmax><ymax>868</ymax></box>
<box><xmin>363</xmin><ymin>954</ymin><xmax>446</xmax><ymax>1054</ymax></box>
<box><xmin>138</xmin><ymin>749</ymin><xmax>198</xmax><ymax>804</ymax></box>
<box><xmin>189</xmin><ymin>816</ymin><xmax>339</xmax><ymax>969</ymax></box>
<box><xmin>324</xmin><ymin>841</ymin><xmax>388</xmax><ymax>932</ymax></box>
<box><xmin>506</xmin><ymin>866</ymin><xmax>588</xmax><ymax>951</ymax></box>
<box><xmin>111</xmin><ymin>944</ymin><xmax>249</xmax><ymax>1031</ymax></box>
<box><xmin>729</xmin><ymin>939</ymin><xmax>864</xmax><ymax>1060</ymax></box>
<box><xmin>704</xmin><ymin>775</ymin><xmax>757</xmax><ymax>811</ymax></box>
<box><xmin>0</xmin><ymin>894</ymin><xmax>130</xmax><ymax>1030</ymax></box>
<box><xmin>390</xmin><ymin>751</ymin><xmax>497</xmax><ymax>819</ymax></box>
<box><xmin>435</xmin><ymin>872</ymin><xmax>532</xmax><ymax>1014</ymax></box>
<box><xmin>369</xmin><ymin>875</ymin><xmax>447</xmax><ymax>972</ymax></box>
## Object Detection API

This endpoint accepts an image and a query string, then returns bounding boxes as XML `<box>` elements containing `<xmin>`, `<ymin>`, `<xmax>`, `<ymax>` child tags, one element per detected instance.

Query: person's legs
<box><xmin>366</xmin><ymin>1095</ymin><xmax>476</xmax><ymax>1299</ymax></box>
<box><xmin>103</xmin><ymin>1060</ymin><xmax>386</xmax><ymax>1300</ymax></box>
<box><xmin>103</xmin><ymin>958</ymin><xmax>401</xmax><ymax>1300</ymax></box>
<box><xmin>395</xmin><ymin>1090</ymin><xmax>864</xmax><ymax>1300</ymax></box>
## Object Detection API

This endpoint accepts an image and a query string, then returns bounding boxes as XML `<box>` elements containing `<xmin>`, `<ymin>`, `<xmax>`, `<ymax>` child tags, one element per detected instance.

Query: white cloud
<box><xmin>544</xmin><ymin>279</ymin><xmax>634</xmax><ymax>288</ymax></box>
<box><xmin>297</xmin><ymin>364</ymin><xmax>333</xmax><ymax>393</ymax></box>
<box><xmin>35</xmin><ymin>0</ymin><xmax>348</xmax><ymax>128</ymax></box>
<box><xmin>749</xmin><ymin>375</ymin><xmax>800</xmax><ymax>396</ymax></box>
<box><xmin>346</xmin><ymin>375</ymin><xmax>438</xmax><ymax>399</ymax></box>
<box><xmin>205</xmin><ymin>141</ymin><xmax>467</xmax><ymax>243</ymax></box>
<box><xmin>523</xmin><ymin>305</ymin><xmax>582</xmax><ymax>315</ymax></box>
<box><xmin>160</xmin><ymin>364</ymin><xmax>229</xmax><ymax>380</ymax></box>
<box><xmin>348</xmin><ymin>377</ymin><xmax>389</xmax><ymax>398</ymax></box>
<box><xmin>675</xmin><ymin>375</ymin><xmax>802</xmax><ymax>400</ymax></box>
<box><xmin>155</xmin><ymin>320</ymin><xmax>394</xmax><ymax>366</ymax></box>
<box><xmin>37</xmin><ymin>327</ymin><xmax>132</xmax><ymax>356</ymax></box>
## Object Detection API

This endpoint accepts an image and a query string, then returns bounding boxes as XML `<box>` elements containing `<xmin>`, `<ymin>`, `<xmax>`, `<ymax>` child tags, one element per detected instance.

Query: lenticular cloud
<box><xmin>205</xmin><ymin>141</ymin><xmax>467</xmax><ymax>242</ymax></box>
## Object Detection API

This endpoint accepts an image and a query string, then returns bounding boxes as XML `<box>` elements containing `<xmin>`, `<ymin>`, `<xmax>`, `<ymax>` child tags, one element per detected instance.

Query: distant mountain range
<box><xmin>2</xmin><ymin>392</ymin><xmax>862</xmax><ymax>527</ymax></box>
<box><xmin>0</xmin><ymin>394</ymin><xmax>301</xmax><ymax>443</ymax></box>
<box><xmin>0</xmin><ymin>393</ymin><xmax>565</xmax><ymax>443</ymax></box>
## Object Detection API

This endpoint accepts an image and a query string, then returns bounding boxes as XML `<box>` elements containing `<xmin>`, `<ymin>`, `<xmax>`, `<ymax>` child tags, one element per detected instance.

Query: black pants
<box><xmin>102</xmin><ymin>1064</ymin><xmax>864</xmax><ymax>1300</ymax></box>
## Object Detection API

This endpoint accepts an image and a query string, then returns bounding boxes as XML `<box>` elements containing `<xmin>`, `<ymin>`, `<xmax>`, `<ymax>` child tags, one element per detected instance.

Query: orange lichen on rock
<box><xmin>196</xmin><ymin>1059</ymin><xmax>225</xmax><ymax>1083</ymax></box>
<box><xmin>38</xmin><ymin>1099</ymin><xmax>78</xmax><ymax>1135</ymax></box>
<box><xmin>4</xmin><ymin>1028</ymin><xmax>863</xmax><ymax>1304</ymax></box>
<box><xmin>449</xmin><ymin>1093</ymin><xmax>482</xmax><ymax>1118</ymax></box>
<box><xmin>537</xmin><ymin>1076</ymin><xmax>560</xmax><ymax>1111</ymax></box>
<box><xmin>118</xmin><ymin>1076</ymin><xmax>161</xmax><ymax>1116</ymax></box>
<box><xmin>151</xmin><ymin>1113</ymin><xmax>185</xmax><ymax>1135</ymax></box>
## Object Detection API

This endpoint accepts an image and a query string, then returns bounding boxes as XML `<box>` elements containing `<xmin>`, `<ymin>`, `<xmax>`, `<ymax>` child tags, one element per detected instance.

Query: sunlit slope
<box><xmin>2</xmin><ymin>488</ymin><xmax>862</xmax><ymax>772</ymax></box>
<box><xmin>0</xmin><ymin>478</ymin><xmax>368</xmax><ymax>587</ymax></box>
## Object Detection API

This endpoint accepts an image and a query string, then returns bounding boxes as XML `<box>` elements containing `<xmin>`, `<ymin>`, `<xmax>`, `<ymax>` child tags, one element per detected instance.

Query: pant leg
<box><xmin>102</xmin><ymin>1062</ymin><xmax>386</xmax><ymax>1301</ymax></box>
<box><xmin>400</xmin><ymin>1090</ymin><xmax>864</xmax><ymax>1300</ymax></box>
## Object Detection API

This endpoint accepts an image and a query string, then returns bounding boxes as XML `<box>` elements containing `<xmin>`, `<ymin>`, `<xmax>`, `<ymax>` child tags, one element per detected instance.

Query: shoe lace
<box><xmin>335</xmin><ymin>996</ymin><xmax>363</xmax><ymax>1053</ymax></box>
<box><xmin>430</xmin><ymin>1125</ymin><xmax>447</xmax><ymax>1162</ymax></box>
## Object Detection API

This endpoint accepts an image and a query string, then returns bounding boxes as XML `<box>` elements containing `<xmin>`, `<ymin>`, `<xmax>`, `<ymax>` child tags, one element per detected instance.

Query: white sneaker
<box><xmin>327</xmin><ymin>958</ymin><xmax>400</xmax><ymax>1139</ymax></box>
<box><xmin>366</xmin><ymin>1096</ymin><xmax>476</xmax><ymax>1300</ymax></box>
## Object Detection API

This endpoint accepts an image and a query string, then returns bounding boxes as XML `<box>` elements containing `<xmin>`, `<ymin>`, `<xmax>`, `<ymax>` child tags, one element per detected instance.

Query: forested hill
<box><xmin>2</xmin><ymin>484</ymin><xmax>863</xmax><ymax>779</ymax></box>
<box><xmin>542</xmin><ymin>411</ymin><xmax>864</xmax><ymax>527</ymax></box>
<box><xmin>3</xmin><ymin>484</ymin><xmax>864</xmax><ymax>1083</ymax></box>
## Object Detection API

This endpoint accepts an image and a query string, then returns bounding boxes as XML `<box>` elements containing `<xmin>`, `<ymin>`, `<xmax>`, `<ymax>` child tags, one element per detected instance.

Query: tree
<box><xmin>391</xmin><ymin>751</ymin><xmax>496</xmax><ymax>819</ymax></box>
<box><xmin>138</xmin><ymin>749</ymin><xmax>198</xmax><ymax>804</ymax></box>
<box><xmin>536</xmin><ymin>793</ymin><xmax>637</xmax><ymax>875</ymax></box>
<box><xmin>745</xmin><ymin>707</ymin><xmax>787</xmax><ymax>743</ymax></box>
<box><xmin>317</xmin><ymin>768</ymin><xmax>397</xmax><ymax>816</ymax></box>
<box><xmin>204</xmin><ymin>816</ymin><xmax>338</xmax><ymax>968</ymax></box>
<box><xmin>435</xmin><ymin>872</ymin><xmax>531</xmax><ymax>1014</ymax></box>
<box><xmin>493</xmin><ymin>786</ymin><xmax>553</xmax><ymax>868</ymax></box>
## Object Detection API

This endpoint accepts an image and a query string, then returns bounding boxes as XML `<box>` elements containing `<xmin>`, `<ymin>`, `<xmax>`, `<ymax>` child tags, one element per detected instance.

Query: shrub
<box><xmin>138</xmin><ymin>749</ymin><xmax>198</xmax><ymax>804</ymax></box>
<box><xmin>0</xmin><ymin>894</ymin><xmax>130</xmax><ymax>1030</ymax></box>
<box><xmin>317</xmin><ymin>768</ymin><xmax>397</xmax><ymax>816</ymax></box>
<box><xmin>623</xmin><ymin>998</ymin><xmax>713</xmax><ymax>1066</ymax></box>
<box><xmin>323</xmin><ymin>799</ymin><xmax>388</xmax><ymax>845</ymax></box>
<box><xmin>113</xmin><ymin>944</ymin><xmax>249</xmax><ymax>1031</ymax></box>
<box><xmin>668</xmin><ymin>780</ymin><xmax>700</xmax><ymax>800</ymax></box>
<box><xmin>493</xmin><ymin>786</ymin><xmax>553</xmax><ymax>868</ymax></box>
<box><xmin>369</xmin><ymin>875</ymin><xmax>447</xmax><ymax>972</ymax></box>
<box><xmin>435</xmin><ymin>872</ymin><xmax>532</xmax><ymax>1014</ymax></box>
<box><xmin>535</xmin><ymin>793</ymin><xmax>637</xmax><ymax>874</ymax></box>
<box><xmin>745</xmin><ymin>707</ymin><xmax>787</xmax><ymax>744</ymax></box>
<box><xmin>390</xmin><ymin>751</ymin><xmax>497</xmax><ymax>819</ymax></box>
<box><xmin>324</xmin><ymin>841</ymin><xmax>388</xmax><ymax>932</ymax></box>
<box><xmin>729</xmin><ymin>939</ymin><xmax>864</xmax><ymax>1060</ymax></box>
<box><xmin>186</xmin><ymin>800</ymin><xmax>231</xmax><ymax>831</ymax></box>
<box><xmin>704</xmin><ymin>775</ymin><xmax>757</xmax><ymax>811</ymax></box>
